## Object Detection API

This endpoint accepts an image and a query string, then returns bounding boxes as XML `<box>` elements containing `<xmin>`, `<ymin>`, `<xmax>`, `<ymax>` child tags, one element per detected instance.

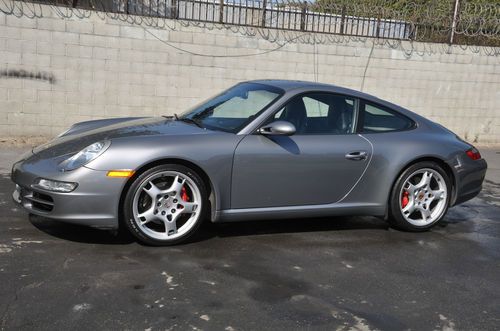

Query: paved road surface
<box><xmin>0</xmin><ymin>146</ymin><xmax>499</xmax><ymax>330</ymax></box>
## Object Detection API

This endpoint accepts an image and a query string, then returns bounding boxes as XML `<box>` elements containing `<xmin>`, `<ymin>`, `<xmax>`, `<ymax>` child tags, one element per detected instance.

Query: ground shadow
<box><xmin>29</xmin><ymin>214</ymin><xmax>135</xmax><ymax>245</ymax></box>
<box><xmin>207</xmin><ymin>215</ymin><xmax>388</xmax><ymax>239</ymax></box>
<box><xmin>29</xmin><ymin>213</ymin><xmax>389</xmax><ymax>245</ymax></box>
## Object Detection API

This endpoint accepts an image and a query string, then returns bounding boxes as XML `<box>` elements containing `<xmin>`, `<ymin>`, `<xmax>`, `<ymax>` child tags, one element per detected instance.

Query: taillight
<box><xmin>466</xmin><ymin>148</ymin><xmax>481</xmax><ymax>160</ymax></box>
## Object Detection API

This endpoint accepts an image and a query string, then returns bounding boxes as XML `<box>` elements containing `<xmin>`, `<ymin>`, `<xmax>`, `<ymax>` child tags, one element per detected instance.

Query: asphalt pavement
<box><xmin>0</xmin><ymin>146</ymin><xmax>499</xmax><ymax>331</ymax></box>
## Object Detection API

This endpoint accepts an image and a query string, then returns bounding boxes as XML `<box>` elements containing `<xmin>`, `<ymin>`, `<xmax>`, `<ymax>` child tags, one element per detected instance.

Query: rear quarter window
<box><xmin>360</xmin><ymin>102</ymin><xmax>415</xmax><ymax>133</ymax></box>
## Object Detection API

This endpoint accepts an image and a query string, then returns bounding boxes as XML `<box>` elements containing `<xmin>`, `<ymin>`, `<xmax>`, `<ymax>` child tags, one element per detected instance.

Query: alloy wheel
<box><xmin>132</xmin><ymin>171</ymin><xmax>202</xmax><ymax>241</ymax></box>
<box><xmin>399</xmin><ymin>168</ymin><xmax>448</xmax><ymax>226</ymax></box>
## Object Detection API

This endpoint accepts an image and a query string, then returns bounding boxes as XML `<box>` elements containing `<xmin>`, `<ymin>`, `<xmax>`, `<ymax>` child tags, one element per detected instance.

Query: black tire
<box><xmin>123</xmin><ymin>164</ymin><xmax>208</xmax><ymax>246</ymax></box>
<box><xmin>388</xmin><ymin>161</ymin><xmax>451</xmax><ymax>232</ymax></box>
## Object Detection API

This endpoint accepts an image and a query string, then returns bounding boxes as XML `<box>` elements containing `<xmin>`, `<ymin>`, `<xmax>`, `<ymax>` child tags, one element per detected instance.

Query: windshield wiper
<box><xmin>179</xmin><ymin>117</ymin><xmax>204</xmax><ymax>128</ymax></box>
<box><xmin>164</xmin><ymin>113</ymin><xmax>203</xmax><ymax>128</ymax></box>
<box><xmin>162</xmin><ymin>113</ymin><xmax>180</xmax><ymax>120</ymax></box>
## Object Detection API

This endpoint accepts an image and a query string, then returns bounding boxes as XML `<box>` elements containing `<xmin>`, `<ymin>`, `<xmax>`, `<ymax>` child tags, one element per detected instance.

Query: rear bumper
<box><xmin>11</xmin><ymin>161</ymin><xmax>126</xmax><ymax>229</ymax></box>
<box><xmin>452</xmin><ymin>158</ymin><xmax>487</xmax><ymax>206</ymax></box>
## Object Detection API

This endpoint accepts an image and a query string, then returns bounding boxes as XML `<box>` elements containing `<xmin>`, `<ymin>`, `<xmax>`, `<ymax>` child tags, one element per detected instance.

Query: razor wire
<box><xmin>83</xmin><ymin>0</ymin><xmax>499</xmax><ymax>45</ymax></box>
<box><xmin>1</xmin><ymin>0</ymin><xmax>499</xmax><ymax>55</ymax></box>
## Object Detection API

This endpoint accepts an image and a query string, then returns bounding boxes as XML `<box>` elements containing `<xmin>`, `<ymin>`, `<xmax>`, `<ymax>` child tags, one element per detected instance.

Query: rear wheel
<box><xmin>389</xmin><ymin>161</ymin><xmax>451</xmax><ymax>231</ymax></box>
<box><xmin>123</xmin><ymin>164</ymin><xmax>207</xmax><ymax>245</ymax></box>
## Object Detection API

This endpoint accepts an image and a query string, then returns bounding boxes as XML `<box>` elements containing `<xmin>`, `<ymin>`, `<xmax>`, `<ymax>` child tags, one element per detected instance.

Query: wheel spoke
<box><xmin>404</xmin><ymin>182</ymin><xmax>417</xmax><ymax>196</ymax></box>
<box><xmin>180</xmin><ymin>202</ymin><xmax>198</xmax><ymax>214</ymax></box>
<box><xmin>430</xmin><ymin>189</ymin><xmax>445</xmax><ymax>202</ymax></box>
<box><xmin>419</xmin><ymin>205</ymin><xmax>431</xmax><ymax>220</ymax></box>
<box><xmin>163</xmin><ymin>216</ymin><xmax>178</xmax><ymax>235</ymax></box>
<box><xmin>138</xmin><ymin>207</ymin><xmax>157</xmax><ymax>224</ymax></box>
<box><xmin>167</xmin><ymin>175</ymin><xmax>186</xmax><ymax>194</ymax></box>
<box><xmin>416</xmin><ymin>171</ymin><xmax>432</xmax><ymax>188</ymax></box>
<box><xmin>143</xmin><ymin>181</ymin><xmax>162</xmax><ymax>198</ymax></box>
<box><xmin>402</xmin><ymin>200</ymin><xmax>416</xmax><ymax>215</ymax></box>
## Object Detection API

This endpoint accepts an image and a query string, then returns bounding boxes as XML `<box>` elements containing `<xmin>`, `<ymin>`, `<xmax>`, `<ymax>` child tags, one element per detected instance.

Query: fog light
<box><xmin>33</xmin><ymin>178</ymin><xmax>78</xmax><ymax>193</ymax></box>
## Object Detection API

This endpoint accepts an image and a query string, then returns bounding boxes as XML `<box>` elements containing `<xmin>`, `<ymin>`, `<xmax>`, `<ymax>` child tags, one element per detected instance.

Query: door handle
<box><xmin>345</xmin><ymin>151</ymin><xmax>368</xmax><ymax>161</ymax></box>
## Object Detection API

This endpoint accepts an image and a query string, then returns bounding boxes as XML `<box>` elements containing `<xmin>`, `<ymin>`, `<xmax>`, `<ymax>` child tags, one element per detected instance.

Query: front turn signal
<box><xmin>106</xmin><ymin>170</ymin><xmax>135</xmax><ymax>178</ymax></box>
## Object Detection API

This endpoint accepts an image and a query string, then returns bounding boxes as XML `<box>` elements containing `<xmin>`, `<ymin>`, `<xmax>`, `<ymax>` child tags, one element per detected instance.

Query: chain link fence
<box><xmin>23</xmin><ymin>0</ymin><xmax>500</xmax><ymax>46</ymax></box>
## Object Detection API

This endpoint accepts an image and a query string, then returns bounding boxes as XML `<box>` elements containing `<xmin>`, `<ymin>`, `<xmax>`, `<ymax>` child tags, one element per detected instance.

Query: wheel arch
<box><xmin>118</xmin><ymin>158</ymin><xmax>217</xmax><ymax>227</ymax></box>
<box><xmin>385</xmin><ymin>156</ymin><xmax>457</xmax><ymax>219</ymax></box>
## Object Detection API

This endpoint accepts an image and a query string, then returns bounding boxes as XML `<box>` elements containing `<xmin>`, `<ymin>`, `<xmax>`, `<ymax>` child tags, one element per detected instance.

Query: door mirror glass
<box><xmin>258</xmin><ymin>121</ymin><xmax>296</xmax><ymax>136</ymax></box>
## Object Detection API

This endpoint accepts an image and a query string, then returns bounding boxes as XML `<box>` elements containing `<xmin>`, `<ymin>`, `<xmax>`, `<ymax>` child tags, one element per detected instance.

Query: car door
<box><xmin>231</xmin><ymin>92</ymin><xmax>372</xmax><ymax>209</ymax></box>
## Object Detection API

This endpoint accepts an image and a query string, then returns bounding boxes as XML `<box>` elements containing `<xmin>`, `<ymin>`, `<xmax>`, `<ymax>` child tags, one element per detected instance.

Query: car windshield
<box><xmin>179</xmin><ymin>82</ymin><xmax>283</xmax><ymax>133</ymax></box>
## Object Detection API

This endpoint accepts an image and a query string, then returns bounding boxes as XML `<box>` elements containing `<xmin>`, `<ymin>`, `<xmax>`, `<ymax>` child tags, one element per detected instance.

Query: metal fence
<box><xmin>24</xmin><ymin>0</ymin><xmax>500</xmax><ymax>46</ymax></box>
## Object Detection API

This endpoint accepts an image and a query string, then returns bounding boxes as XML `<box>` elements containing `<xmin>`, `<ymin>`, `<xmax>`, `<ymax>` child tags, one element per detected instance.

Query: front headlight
<box><xmin>59</xmin><ymin>141</ymin><xmax>110</xmax><ymax>171</ymax></box>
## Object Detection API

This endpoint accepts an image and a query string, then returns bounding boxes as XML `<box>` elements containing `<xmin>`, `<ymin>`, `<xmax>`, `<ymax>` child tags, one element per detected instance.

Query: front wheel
<box><xmin>388</xmin><ymin>161</ymin><xmax>451</xmax><ymax>231</ymax></box>
<box><xmin>123</xmin><ymin>164</ymin><xmax>208</xmax><ymax>245</ymax></box>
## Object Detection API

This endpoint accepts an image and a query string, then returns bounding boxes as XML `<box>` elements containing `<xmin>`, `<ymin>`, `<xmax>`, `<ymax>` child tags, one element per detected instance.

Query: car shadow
<box><xmin>29</xmin><ymin>214</ymin><xmax>135</xmax><ymax>245</ymax></box>
<box><xmin>268</xmin><ymin>136</ymin><xmax>300</xmax><ymax>155</ymax></box>
<box><xmin>28</xmin><ymin>214</ymin><xmax>390</xmax><ymax>246</ymax></box>
<box><xmin>205</xmin><ymin>216</ymin><xmax>389</xmax><ymax>239</ymax></box>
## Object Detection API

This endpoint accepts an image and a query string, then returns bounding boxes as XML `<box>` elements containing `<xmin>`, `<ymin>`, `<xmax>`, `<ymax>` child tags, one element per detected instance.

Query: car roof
<box><xmin>248</xmin><ymin>79</ymin><xmax>332</xmax><ymax>91</ymax></box>
<box><xmin>247</xmin><ymin>79</ymin><xmax>424</xmax><ymax>122</ymax></box>
<box><xmin>248</xmin><ymin>79</ymin><xmax>379</xmax><ymax>101</ymax></box>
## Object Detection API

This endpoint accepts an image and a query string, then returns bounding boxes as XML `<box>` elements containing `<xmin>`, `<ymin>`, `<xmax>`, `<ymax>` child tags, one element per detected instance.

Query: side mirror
<box><xmin>258</xmin><ymin>121</ymin><xmax>296</xmax><ymax>136</ymax></box>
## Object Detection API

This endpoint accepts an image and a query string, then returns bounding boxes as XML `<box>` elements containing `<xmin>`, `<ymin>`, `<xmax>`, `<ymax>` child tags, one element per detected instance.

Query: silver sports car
<box><xmin>11</xmin><ymin>80</ymin><xmax>487</xmax><ymax>245</ymax></box>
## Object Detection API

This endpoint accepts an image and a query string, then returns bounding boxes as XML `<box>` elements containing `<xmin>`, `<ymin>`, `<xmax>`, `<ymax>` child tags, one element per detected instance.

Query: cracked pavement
<box><xmin>0</xmin><ymin>146</ymin><xmax>499</xmax><ymax>330</ymax></box>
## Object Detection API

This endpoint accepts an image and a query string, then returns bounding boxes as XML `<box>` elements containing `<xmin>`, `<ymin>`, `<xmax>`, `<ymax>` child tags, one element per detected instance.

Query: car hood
<box><xmin>31</xmin><ymin>117</ymin><xmax>212</xmax><ymax>159</ymax></box>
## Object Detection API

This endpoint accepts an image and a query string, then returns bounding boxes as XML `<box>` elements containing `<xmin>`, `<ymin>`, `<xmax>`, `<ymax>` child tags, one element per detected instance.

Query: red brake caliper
<box><xmin>401</xmin><ymin>191</ymin><xmax>409</xmax><ymax>208</ymax></box>
<box><xmin>181</xmin><ymin>186</ymin><xmax>190</xmax><ymax>202</ymax></box>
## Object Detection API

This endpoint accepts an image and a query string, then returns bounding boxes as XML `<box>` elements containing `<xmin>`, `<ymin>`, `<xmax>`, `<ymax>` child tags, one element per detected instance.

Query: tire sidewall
<box><xmin>123</xmin><ymin>164</ymin><xmax>208</xmax><ymax>246</ymax></box>
<box><xmin>390</xmin><ymin>161</ymin><xmax>451</xmax><ymax>231</ymax></box>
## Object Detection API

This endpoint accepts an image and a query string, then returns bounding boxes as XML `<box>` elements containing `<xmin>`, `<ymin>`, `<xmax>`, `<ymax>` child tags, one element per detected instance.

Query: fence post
<box><xmin>123</xmin><ymin>0</ymin><xmax>129</xmax><ymax>14</ymax></box>
<box><xmin>300</xmin><ymin>1</ymin><xmax>307</xmax><ymax>31</ymax></box>
<box><xmin>171</xmin><ymin>0</ymin><xmax>178</xmax><ymax>18</ymax></box>
<box><xmin>340</xmin><ymin>5</ymin><xmax>345</xmax><ymax>34</ymax></box>
<box><xmin>219</xmin><ymin>0</ymin><xmax>224</xmax><ymax>23</ymax></box>
<box><xmin>261</xmin><ymin>0</ymin><xmax>267</xmax><ymax>27</ymax></box>
<box><xmin>449</xmin><ymin>0</ymin><xmax>460</xmax><ymax>44</ymax></box>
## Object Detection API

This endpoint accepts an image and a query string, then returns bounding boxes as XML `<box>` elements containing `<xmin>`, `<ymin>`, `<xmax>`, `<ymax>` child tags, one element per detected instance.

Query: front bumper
<box><xmin>11</xmin><ymin>161</ymin><xmax>128</xmax><ymax>229</ymax></box>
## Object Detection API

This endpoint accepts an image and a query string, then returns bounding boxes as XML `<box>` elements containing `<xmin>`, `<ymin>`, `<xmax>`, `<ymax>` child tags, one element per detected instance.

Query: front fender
<box><xmin>85</xmin><ymin>133</ymin><xmax>244</xmax><ymax>213</ymax></box>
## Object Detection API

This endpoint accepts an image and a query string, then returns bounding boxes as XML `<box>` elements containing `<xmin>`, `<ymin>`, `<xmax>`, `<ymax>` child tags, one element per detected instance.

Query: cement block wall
<box><xmin>0</xmin><ymin>0</ymin><xmax>499</xmax><ymax>143</ymax></box>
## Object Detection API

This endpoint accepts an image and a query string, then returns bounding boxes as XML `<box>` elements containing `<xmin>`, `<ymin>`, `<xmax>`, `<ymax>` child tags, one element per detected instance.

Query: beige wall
<box><xmin>0</xmin><ymin>0</ymin><xmax>499</xmax><ymax>142</ymax></box>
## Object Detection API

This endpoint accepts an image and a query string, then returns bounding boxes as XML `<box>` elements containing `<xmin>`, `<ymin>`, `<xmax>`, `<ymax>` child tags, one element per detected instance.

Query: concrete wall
<box><xmin>0</xmin><ymin>0</ymin><xmax>499</xmax><ymax>143</ymax></box>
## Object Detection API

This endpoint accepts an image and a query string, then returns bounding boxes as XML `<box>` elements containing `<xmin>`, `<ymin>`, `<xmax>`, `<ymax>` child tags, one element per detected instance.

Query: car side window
<box><xmin>272</xmin><ymin>93</ymin><xmax>355</xmax><ymax>135</ymax></box>
<box><xmin>360</xmin><ymin>102</ymin><xmax>415</xmax><ymax>133</ymax></box>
